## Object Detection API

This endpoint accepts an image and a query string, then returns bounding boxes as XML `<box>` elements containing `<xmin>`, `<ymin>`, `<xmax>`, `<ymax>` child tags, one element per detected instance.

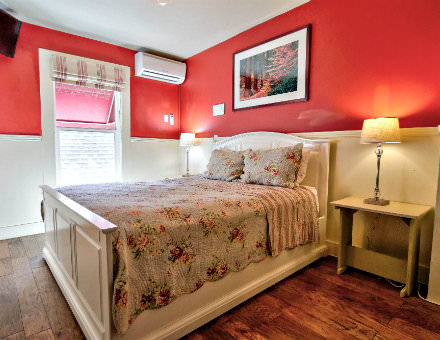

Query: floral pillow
<box><xmin>202</xmin><ymin>148</ymin><xmax>245</xmax><ymax>181</ymax></box>
<box><xmin>241</xmin><ymin>144</ymin><xmax>303</xmax><ymax>188</ymax></box>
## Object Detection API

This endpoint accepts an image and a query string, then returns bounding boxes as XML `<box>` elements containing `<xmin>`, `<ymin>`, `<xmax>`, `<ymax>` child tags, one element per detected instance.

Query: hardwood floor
<box><xmin>0</xmin><ymin>234</ymin><xmax>83</xmax><ymax>340</ymax></box>
<box><xmin>1</xmin><ymin>234</ymin><xmax>440</xmax><ymax>340</ymax></box>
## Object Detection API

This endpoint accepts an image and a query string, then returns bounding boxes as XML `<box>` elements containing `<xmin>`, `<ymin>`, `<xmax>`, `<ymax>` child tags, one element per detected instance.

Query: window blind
<box><xmin>58</xmin><ymin>129</ymin><xmax>116</xmax><ymax>186</ymax></box>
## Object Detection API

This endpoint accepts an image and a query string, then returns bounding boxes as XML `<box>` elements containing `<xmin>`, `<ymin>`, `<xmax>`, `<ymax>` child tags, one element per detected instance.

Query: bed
<box><xmin>40</xmin><ymin>131</ymin><xmax>330</xmax><ymax>340</ymax></box>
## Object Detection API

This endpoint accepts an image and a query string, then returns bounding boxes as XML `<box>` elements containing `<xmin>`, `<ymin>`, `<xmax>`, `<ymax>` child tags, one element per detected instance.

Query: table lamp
<box><xmin>180</xmin><ymin>132</ymin><xmax>196</xmax><ymax>177</ymax></box>
<box><xmin>360</xmin><ymin>117</ymin><xmax>401</xmax><ymax>206</ymax></box>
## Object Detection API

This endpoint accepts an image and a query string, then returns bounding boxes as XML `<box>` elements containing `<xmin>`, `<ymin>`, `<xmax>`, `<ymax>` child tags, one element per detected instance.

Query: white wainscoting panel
<box><xmin>0</xmin><ymin>137</ymin><xmax>44</xmax><ymax>239</ymax></box>
<box><xmin>125</xmin><ymin>138</ymin><xmax>180</xmax><ymax>181</ymax></box>
<box><xmin>178</xmin><ymin>141</ymin><xmax>214</xmax><ymax>176</ymax></box>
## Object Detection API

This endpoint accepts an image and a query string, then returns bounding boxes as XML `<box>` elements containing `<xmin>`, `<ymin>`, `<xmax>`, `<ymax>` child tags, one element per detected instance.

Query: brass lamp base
<box><xmin>363</xmin><ymin>197</ymin><xmax>390</xmax><ymax>206</ymax></box>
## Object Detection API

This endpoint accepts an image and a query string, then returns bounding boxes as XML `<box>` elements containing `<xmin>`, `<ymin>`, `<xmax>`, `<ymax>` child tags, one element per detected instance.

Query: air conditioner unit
<box><xmin>135</xmin><ymin>52</ymin><xmax>186</xmax><ymax>85</ymax></box>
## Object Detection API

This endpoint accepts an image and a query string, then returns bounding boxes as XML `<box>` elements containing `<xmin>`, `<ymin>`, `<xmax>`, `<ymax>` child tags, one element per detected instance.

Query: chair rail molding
<box><xmin>0</xmin><ymin>134</ymin><xmax>42</xmax><ymax>141</ymax></box>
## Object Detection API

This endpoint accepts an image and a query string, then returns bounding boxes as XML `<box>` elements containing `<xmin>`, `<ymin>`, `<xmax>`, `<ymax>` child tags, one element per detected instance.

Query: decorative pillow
<box><xmin>295</xmin><ymin>147</ymin><xmax>312</xmax><ymax>185</ymax></box>
<box><xmin>241</xmin><ymin>144</ymin><xmax>303</xmax><ymax>188</ymax></box>
<box><xmin>202</xmin><ymin>148</ymin><xmax>245</xmax><ymax>181</ymax></box>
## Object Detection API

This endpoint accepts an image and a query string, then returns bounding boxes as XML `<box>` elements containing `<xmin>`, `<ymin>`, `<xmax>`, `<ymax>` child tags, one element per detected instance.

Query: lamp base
<box><xmin>182</xmin><ymin>174</ymin><xmax>192</xmax><ymax>177</ymax></box>
<box><xmin>363</xmin><ymin>197</ymin><xmax>390</xmax><ymax>206</ymax></box>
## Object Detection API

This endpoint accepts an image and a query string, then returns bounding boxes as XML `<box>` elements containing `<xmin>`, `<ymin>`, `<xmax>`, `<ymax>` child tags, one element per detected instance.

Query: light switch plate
<box><xmin>164</xmin><ymin>114</ymin><xmax>169</xmax><ymax>123</ymax></box>
<box><xmin>170</xmin><ymin>114</ymin><xmax>174</xmax><ymax>125</ymax></box>
<box><xmin>213</xmin><ymin>103</ymin><xmax>225</xmax><ymax>116</ymax></box>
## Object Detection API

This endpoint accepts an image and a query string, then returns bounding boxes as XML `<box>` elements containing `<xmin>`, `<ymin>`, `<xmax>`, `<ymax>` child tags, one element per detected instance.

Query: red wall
<box><xmin>181</xmin><ymin>0</ymin><xmax>440</xmax><ymax>137</ymax></box>
<box><xmin>0</xmin><ymin>23</ymin><xmax>179</xmax><ymax>138</ymax></box>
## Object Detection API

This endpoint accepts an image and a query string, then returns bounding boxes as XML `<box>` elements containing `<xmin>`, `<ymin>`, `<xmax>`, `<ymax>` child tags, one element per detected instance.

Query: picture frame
<box><xmin>233</xmin><ymin>24</ymin><xmax>311</xmax><ymax>111</ymax></box>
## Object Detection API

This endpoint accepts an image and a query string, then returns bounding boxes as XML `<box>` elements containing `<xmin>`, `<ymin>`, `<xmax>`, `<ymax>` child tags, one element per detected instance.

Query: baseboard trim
<box><xmin>0</xmin><ymin>221</ymin><xmax>44</xmax><ymax>240</ymax></box>
<box><xmin>427</xmin><ymin>296</ymin><xmax>440</xmax><ymax>306</ymax></box>
<box><xmin>326</xmin><ymin>240</ymin><xmax>430</xmax><ymax>285</ymax></box>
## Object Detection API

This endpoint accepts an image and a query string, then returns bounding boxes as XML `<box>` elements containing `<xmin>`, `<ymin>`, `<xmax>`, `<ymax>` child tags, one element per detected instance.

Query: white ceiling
<box><xmin>1</xmin><ymin>0</ymin><xmax>310</xmax><ymax>60</ymax></box>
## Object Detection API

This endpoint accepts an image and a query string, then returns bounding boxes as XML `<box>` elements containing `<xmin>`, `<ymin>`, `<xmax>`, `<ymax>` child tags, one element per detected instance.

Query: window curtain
<box><xmin>51</xmin><ymin>55</ymin><xmax>126</xmax><ymax>91</ymax></box>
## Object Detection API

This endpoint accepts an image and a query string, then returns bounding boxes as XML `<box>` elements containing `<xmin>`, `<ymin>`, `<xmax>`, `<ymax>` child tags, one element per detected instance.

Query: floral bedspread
<box><xmin>57</xmin><ymin>177</ymin><xmax>319</xmax><ymax>334</ymax></box>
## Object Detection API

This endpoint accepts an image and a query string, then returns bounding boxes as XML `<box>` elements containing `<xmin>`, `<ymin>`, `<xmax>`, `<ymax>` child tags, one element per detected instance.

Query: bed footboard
<box><xmin>41</xmin><ymin>185</ymin><xmax>115</xmax><ymax>340</ymax></box>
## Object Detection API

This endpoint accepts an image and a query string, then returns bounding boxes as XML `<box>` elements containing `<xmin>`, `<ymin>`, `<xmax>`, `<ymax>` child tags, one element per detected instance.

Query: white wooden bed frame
<box><xmin>40</xmin><ymin>132</ymin><xmax>330</xmax><ymax>340</ymax></box>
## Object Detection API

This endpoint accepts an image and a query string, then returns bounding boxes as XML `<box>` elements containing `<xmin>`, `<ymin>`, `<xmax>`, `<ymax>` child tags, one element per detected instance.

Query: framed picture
<box><xmin>233</xmin><ymin>24</ymin><xmax>311</xmax><ymax>110</ymax></box>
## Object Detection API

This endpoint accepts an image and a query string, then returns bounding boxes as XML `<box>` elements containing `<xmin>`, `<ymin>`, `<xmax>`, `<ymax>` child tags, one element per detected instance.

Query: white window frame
<box><xmin>39</xmin><ymin>49</ymin><xmax>130</xmax><ymax>187</ymax></box>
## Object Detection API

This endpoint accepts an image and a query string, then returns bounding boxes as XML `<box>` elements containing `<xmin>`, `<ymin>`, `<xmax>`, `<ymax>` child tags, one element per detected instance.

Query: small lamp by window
<box><xmin>360</xmin><ymin>117</ymin><xmax>401</xmax><ymax>206</ymax></box>
<box><xmin>180</xmin><ymin>132</ymin><xmax>196</xmax><ymax>177</ymax></box>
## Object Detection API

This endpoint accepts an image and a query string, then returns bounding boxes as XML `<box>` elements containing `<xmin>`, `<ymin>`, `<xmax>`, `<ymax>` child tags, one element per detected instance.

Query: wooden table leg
<box><xmin>337</xmin><ymin>208</ymin><xmax>354</xmax><ymax>275</ymax></box>
<box><xmin>400</xmin><ymin>218</ymin><xmax>421</xmax><ymax>297</ymax></box>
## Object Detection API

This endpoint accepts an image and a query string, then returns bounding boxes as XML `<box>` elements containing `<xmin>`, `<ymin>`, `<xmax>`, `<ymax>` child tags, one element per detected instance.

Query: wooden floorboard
<box><xmin>0</xmin><ymin>240</ymin><xmax>11</xmax><ymax>259</ymax></box>
<box><xmin>1</xmin><ymin>331</ymin><xmax>25</xmax><ymax>340</ymax></box>
<box><xmin>1</xmin><ymin>235</ymin><xmax>440</xmax><ymax>340</ymax></box>
<box><xmin>0</xmin><ymin>258</ymin><xmax>13</xmax><ymax>277</ymax></box>
<box><xmin>0</xmin><ymin>275</ymin><xmax>23</xmax><ymax>338</ymax></box>
<box><xmin>32</xmin><ymin>266</ymin><xmax>85</xmax><ymax>340</ymax></box>
<box><xmin>14</xmin><ymin>272</ymin><xmax>50</xmax><ymax>337</ymax></box>
<box><xmin>7</xmin><ymin>239</ymin><xmax>26</xmax><ymax>259</ymax></box>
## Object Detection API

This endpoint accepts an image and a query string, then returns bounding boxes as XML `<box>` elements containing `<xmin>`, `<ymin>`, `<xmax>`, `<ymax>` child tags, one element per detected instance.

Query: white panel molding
<box><xmin>0</xmin><ymin>134</ymin><xmax>42</xmax><ymax>141</ymax></box>
<box><xmin>0</xmin><ymin>138</ymin><xmax>44</xmax><ymax>233</ymax></box>
<box><xmin>195</xmin><ymin>127</ymin><xmax>440</xmax><ymax>145</ymax></box>
<box><xmin>400</xmin><ymin>127</ymin><xmax>440</xmax><ymax>138</ymax></box>
<box><xmin>292</xmin><ymin>127</ymin><xmax>439</xmax><ymax>140</ymax></box>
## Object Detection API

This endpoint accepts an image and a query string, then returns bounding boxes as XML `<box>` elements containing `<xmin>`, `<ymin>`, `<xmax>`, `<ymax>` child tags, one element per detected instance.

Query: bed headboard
<box><xmin>213</xmin><ymin>131</ymin><xmax>330</xmax><ymax>219</ymax></box>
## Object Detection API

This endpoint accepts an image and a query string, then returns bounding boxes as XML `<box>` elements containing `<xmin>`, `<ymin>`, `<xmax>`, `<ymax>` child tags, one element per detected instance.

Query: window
<box><xmin>55</xmin><ymin>83</ymin><xmax>121</xmax><ymax>186</ymax></box>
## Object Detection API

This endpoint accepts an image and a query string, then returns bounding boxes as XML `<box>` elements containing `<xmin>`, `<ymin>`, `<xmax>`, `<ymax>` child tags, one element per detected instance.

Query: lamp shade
<box><xmin>360</xmin><ymin>117</ymin><xmax>401</xmax><ymax>144</ymax></box>
<box><xmin>180</xmin><ymin>132</ymin><xmax>196</xmax><ymax>146</ymax></box>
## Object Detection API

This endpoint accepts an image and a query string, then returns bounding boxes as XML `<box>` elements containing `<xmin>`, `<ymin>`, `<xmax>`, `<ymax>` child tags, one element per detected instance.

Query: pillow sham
<box><xmin>241</xmin><ymin>144</ymin><xmax>303</xmax><ymax>188</ymax></box>
<box><xmin>295</xmin><ymin>147</ymin><xmax>312</xmax><ymax>185</ymax></box>
<box><xmin>202</xmin><ymin>148</ymin><xmax>245</xmax><ymax>181</ymax></box>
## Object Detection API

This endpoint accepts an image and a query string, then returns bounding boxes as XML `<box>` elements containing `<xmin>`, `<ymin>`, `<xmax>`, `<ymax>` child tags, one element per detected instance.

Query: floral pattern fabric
<box><xmin>202</xmin><ymin>148</ymin><xmax>246</xmax><ymax>181</ymax></box>
<box><xmin>57</xmin><ymin>176</ymin><xmax>318</xmax><ymax>334</ymax></box>
<box><xmin>241</xmin><ymin>144</ymin><xmax>303</xmax><ymax>188</ymax></box>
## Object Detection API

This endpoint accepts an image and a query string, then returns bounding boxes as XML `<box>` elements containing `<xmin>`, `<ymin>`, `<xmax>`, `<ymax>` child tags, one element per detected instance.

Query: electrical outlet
<box><xmin>213</xmin><ymin>103</ymin><xmax>225</xmax><ymax>116</ymax></box>
<box><xmin>164</xmin><ymin>114</ymin><xmax>169</xmax><ymax>123</ymax></box>
<box><xmin>170</xmin><ymin>114</ymin><xmax>174</xmax><ymax>125</ymax></box>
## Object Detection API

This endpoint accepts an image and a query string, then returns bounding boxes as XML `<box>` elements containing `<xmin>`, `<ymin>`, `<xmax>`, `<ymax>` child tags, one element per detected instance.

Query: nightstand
<box><xmin>331</xmin><ymin>196</ymin><xmax>432</xmax><ymax>297</ymax></box>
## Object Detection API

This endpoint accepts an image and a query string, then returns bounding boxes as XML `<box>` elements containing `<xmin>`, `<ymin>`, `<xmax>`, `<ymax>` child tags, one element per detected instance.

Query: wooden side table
<box><xmin>331</xmin><ymin>196</ymin><xmax>432</xmax><ymax>297</ymax></box>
